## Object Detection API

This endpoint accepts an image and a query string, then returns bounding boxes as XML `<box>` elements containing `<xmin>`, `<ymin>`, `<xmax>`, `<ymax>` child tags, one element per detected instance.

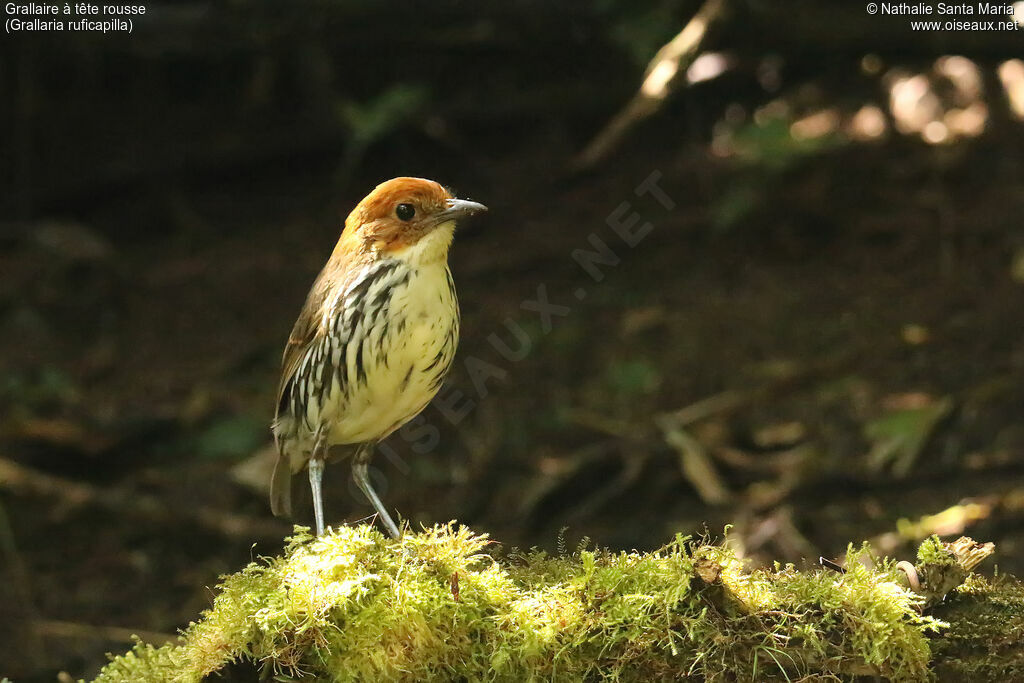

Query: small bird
<box><xmin>270</xmin><ymin>177</ymin><xmax>486</xmax><ymax>537</ymax></box>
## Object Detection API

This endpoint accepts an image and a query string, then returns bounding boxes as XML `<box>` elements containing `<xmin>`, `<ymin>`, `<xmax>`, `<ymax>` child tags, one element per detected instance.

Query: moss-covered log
<box><xmin>88</xmin><ymin>525</ymin><xmax>1023</xmax><ymax>682</ymax></box>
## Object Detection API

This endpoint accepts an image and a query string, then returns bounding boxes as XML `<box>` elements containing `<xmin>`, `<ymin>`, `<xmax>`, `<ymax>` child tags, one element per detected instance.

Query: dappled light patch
<box><xmin>999</xmin><ymin>59</ymin><xmax>1024</xmax><ymax>120</ymax></box>
<box><xmin>888</xmin><ymin>56</ymin><xmax>989</xmax><ymax>145</ymax></box>
<box><xmin>707</xmin><ymin>52</ymin><xmax>1014</xmax><ymax>176</ymax></box>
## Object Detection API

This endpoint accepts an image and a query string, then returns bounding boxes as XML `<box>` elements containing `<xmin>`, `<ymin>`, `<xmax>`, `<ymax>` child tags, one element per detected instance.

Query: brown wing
<box><xmin>270</xmin><ymin>270</ymin><xmax>334</xmax><ymax>518</ymax></box>
<box><xmin>275</xmin><ymin>225</ymin><xmax>372</xmax><ymax>419</ymax></box>
<box><xmin>274</xmin><ymin>240</ymin><xmax>370</xmax><ymax>420</ymax></box>
<box><xmin>275</xmin><ymin>272</ymin><xmax>332</xmax><ymax>420</ymax></box>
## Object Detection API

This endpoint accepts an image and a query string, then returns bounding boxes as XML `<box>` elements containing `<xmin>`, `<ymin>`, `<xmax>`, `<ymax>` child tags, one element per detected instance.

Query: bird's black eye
<box><xmin>395</xmin><ymin>203</ymin><xmax>416</xmax><ymax>221</ymax></box>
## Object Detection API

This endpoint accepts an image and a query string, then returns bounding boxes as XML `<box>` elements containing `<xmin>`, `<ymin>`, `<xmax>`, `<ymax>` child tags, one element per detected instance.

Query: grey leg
<box><xmin>352</xmin><ymin>445</ymin><xmax>402</xmax><ymax>539</ymax></box>
<box><xmin>308</xmin><ymin>458</ymin><xmax>325</xmax><ymax>536</ymax></box>
<box><xmin>308</xmin><ymin>435</ymin><xmax>327</xmax><ymax>536</ymax></box>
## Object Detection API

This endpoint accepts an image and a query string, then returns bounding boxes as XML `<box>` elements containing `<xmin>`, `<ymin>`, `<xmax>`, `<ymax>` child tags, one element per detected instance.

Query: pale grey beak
<box><xmin>440</xmin><ymin>198</ymin><xmax>488</xmax><ymax>222</ymax></box>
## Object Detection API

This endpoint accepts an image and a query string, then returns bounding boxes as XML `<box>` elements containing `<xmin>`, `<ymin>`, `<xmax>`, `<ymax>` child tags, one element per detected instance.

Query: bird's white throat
<box><xmin>389</xmin><ymin>221</ymin><xmax>455</xmax><ymax>266</ymax></box>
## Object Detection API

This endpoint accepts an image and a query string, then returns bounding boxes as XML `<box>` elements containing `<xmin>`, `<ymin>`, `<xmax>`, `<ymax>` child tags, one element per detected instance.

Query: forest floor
<box><xmin>2</xmin><ymin>111</ymin><xmax>1023</xmax><ymax>680</ymax></box>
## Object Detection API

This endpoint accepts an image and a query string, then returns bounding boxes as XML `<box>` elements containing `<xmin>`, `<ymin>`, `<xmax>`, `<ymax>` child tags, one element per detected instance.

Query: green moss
<box><xmin>930</xmin><ymin>575</ymin><xmax>1024</xmax><ymax>681</ymax></box>
<box><xmin>917</xmin><ymin>535</ymin><xmax>957</xmax><ymax>569</ymax></box>
<box><xmin>89</xmin><ymin>527</ymin><xmax>1015</xmax><ymax>682</ymax></box>
<box><xmin>88</xmin><ymin>639</ymin><xmax>184</xmax><ymax>682</ymax></box>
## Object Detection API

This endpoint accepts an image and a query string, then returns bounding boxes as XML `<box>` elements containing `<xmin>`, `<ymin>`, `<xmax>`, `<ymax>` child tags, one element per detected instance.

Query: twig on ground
<box><xmin>0</xmin><ymin>456</ymin><xmax>284</xmax><ymax>538</ymax></box>
<box><xmin>0</xmin><ymin>498</ymin><xmax>47</xmax><ymax>663</ymax></box>
<box><xmin>33</xmin><ymin>619</ymin><xmax>178</xmax><ymax>646</ymax></box>
<box><xmin>658</xmin><ymin>418</ymin><xmax>732</xmax><ymax>505</ymax></box>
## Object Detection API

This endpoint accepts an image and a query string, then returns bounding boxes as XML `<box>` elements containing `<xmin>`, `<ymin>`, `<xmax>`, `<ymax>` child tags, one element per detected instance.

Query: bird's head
<box><xmin>339</xmin><ymin>177</ymin><xmax>486</xmax><ymax>265</ymax></box>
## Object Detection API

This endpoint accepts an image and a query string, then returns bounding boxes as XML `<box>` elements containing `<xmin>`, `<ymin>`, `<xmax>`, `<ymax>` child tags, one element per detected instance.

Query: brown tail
<box><xmin>270</xmin><ymin>455</ymin><xmax>293</xmax><ymax>517</ymax></box>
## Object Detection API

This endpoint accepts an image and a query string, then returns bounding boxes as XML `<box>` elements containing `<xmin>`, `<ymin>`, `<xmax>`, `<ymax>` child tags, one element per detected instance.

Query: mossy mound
<box><xmin>929</xmin><ymin>573</ymin><xmax>1024</xmax><ymax>681</ymax></box>
<box><xmin>90</xmin><ymin>524</ymin><xmax>1010</xmax><ymax>682</ymax></box>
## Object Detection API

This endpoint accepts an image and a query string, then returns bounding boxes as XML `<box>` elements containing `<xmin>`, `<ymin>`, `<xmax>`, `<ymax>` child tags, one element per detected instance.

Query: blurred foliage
<box><xmin>0</xmin><ymin>367</ymin><xmax>79</xmax><ymax>415</ymax></box>
<box><xmin>337</xmin><ymin>84</ymin><xmax>428</xmax><ymax>147</ymax></box>
<box><xmin>712</xmin><ymin>113</ymin><xmax>846</xmax><ymax>232</ymax></box>
<box><xmin>726</xmin><ymin>115</ymin><xmax>844</xmax><ymax>171</ymax></box>
<box><xmin>596</xmin><ymin>0</ymin><xmax>688</xmax><ymax>67</ymax></box>
<box><xmin>605</xmin><ymin>358</ymin><xmax>662</xmax><ymax>398</ymax></box>
<box><xmin>865</xmin><ymin>396</ymin><xmax>954</xmax><ymax>477</ymax></box>
<box><xmin>335</xmin><ymin>84</ymin><xmax>430</xmax><ymax>183</ymax></box>
<box><xmin>193</xmin><ymin>414</ymin><xmax>267</xmax><ymax>461</ymax></box>
<box><xmin>711</xmin><ymin>182</ymin><xmax>762</xmax><ymax>233</ymax></box>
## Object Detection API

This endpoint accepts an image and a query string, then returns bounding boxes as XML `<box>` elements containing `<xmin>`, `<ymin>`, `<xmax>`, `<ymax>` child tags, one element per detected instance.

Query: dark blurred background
<box><xmin>2</xmin><ymin>0</ymin><xmax>1024</xmax><ymax>679</ymax></box>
